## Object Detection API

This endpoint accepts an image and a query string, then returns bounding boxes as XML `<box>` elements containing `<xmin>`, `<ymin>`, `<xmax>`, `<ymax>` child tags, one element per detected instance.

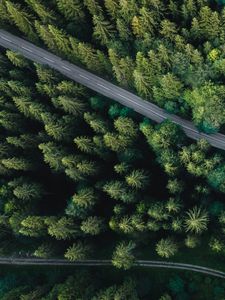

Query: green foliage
<box><xmin>64</xmin><ymin>241</ymin><xmax>90</xmax><ymax>261</ymax></box>
<box><xmin>39</xmin><ymin>142</ymin><xmax>67</xmax><ymax>172</ymax></box>
<box><xmin>112</xmin><ymin>241</ymin><xmax>136</xmax><ymax>270</ymax></box>
<box><xmin>52</xmin><ymin>95</ymin><xmax>86</xmax><ymax>116</ymax></box>
<box><xmin>125</xmin><ymin>169</ymin><xmax>149</xmax><ymax>189</ymax></box>
<box><xmin>185</xmin><ymin>235</ymin><xmax>200</xmax><ymax>248</ymax></box>
<box><xmin>184</xmin><ymin>83</ymin><xmax>225</xmax><ymax>133</ymax></box>
<box><xmin>81</xmin><ymin>216</ymin><xmax>104</xmax><ymax>235</ymax></box>
<box><xmin>184</xmin><ymin>207</ymin><xmax>209</xmax><ymax>234</ymax></box>
<box><xmin>156</xmin><ymin>238</ymin><xmax>178</xmax><ymax>258</ymax></box>
<box><xmin>6</xmin><ymin>50</ymin><xmax>29</xmax><ymax>68</ymax></box>
<box><xmin>19</xmin><ymin>216</ymin><xmax>46</xmax><ymax>237</ymax></box>
<box><xmin>12</xmin><ymin>180</ymin><xmax>43</xmax><ymax>200</ymax></box>
<box><xmin>72</xmin><ymin>187</ymin><xmax>96</xmax><ymax>209</ymax></box>
<box><xmin>2</xmin><ymin>157</ymin><xmax>34</xmax><ymax>171</ymax></box>
<box><xmin>47</xmin><ymin>217</ymin><xmax>80</xmax><ymax>240</ymax></box>
<box><xmin>57</xmin><ymin>0</ymin><xmax>85</xmax><ymax>21</ymax></box>
<box><xmin>33</xmin><ymin>243</ymin><xmax>55</xmax><ymax>258</ymax></box>
<box><xmin>5</xmin><ymin>1</ymin><xmax>37</xmax><ymax>40</ymax></box>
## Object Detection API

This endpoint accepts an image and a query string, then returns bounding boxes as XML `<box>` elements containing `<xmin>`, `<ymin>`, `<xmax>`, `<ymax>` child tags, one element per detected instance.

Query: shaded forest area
<box><xmin>0</xmin><ymin>0</ymin><xmax>225</xmax><ymax>132</ymax></box>
<box><xmin>0</xmin><ymin>266</ymin><xmax>224</xmax><ymax>299</ymax></box>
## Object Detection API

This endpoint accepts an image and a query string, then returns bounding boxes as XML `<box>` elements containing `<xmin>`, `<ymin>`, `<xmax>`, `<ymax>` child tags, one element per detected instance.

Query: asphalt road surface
<box><xmin>0</xmin><ymin>29</ymin><xmax>225</xmax><ymax>150</ymax></box>
<box><xmin>0</xmin><ymin>257</ymin><xmax>225</xmax><ymax>279</ymax></box>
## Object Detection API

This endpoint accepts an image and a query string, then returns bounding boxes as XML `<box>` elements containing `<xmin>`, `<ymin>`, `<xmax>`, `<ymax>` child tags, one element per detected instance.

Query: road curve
<box><xmin>0</xmin><ymin>29</ymin><xmax>225</xmax><ymax>150</ymax></box>
<box><xmin>0</xmin><ymin>257</ymin><xmax>225</xmax><ymax>279</ymax></box>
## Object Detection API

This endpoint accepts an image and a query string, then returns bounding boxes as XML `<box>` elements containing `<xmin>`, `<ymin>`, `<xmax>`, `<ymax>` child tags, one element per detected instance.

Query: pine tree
<box><xmin>53</xmin><ymin>95</ymin><xmax>86</xmax><ymax>116</ymax></box>
<box><xmin>81</xmin><ymin>216</ymin><xmax>105</xmax><ymax>235</ymax></box>
<box><xmin>72</xmin><ymin>187</ymin><xmax>96</xmax><ymax>209</ymax></box>
<box><xmin>19</xmin><ymin>216</ymin><xmax>47</xmax><ymax>237</ymax></box>
<box><xmin>184</xmin><ymin>206</ymin><xmax>209</xmax><ymax>234</ymax></box>
<box><xmin>153</xmin><ymin>73</ymin><xmax>183</xmax><ymax>107</ymax></box>
<box><xmin>133</xmin><ymin>52</ymin><xmax>156</xmax><ymax>97</ymax></box>
<box><xmin>34</xmin><ymin>21</ymin><xmax>57</xmax><ymax>51</ymax></box>
<box><xmin>132</xmin><ymin>16</ymin><xmax>142</xmax><ymax>38</ymax></box>
<box><xmin>12</xmin><ymin>96</ymin><xmax>33</xmax><ymax>118</ymax></box>
<box><xmin>156</xmin><ymin>238</ymin><xmax>178</xmax><ymax>258</ymax></box>
<box><xmin>160</xmin><ymin>19</ymin><xmax>177</xmax><ymax>40</ymax></box>
<box><xmin>25</xmin><ymin>0</ymin><xmax>56</xmax><ymax>23</ymax></box>
<box><xmin>2</xmin><ymin>157</ymin><xmax>34</xmax><ymax>171</ymax></box>
<box><xmin>41</xmin><ymin>113</ymin><xmax>76</xmax><ymax>141</ymax></box>
<box><xmin>184</xmin><ymin>82</ymin><xmax>225</xmax><ymax>133</ymax></box>
<box><xmin>119</xmin><ymin>0</ymin><xmax>138</xmax><ymax>23</ymax></box>
<box><xmin>33</xmin><ymin>243</ymin><xmax>55</xmax><ymax>258</ymax></box>
<box><xmin>139</xmin><ymin>7</ymin><xmax>156</xmax><ymax>36</ymax></box>
<box><xmin>84</xmin><ymin>0</ymin><xmax>103</xmax><ymax>16</ymax></box>
<box><xmin>47</xmin><ymin>217</ymin><xmax>80</xmax><ymax>240</ymax></box>
<box><xmin>84</xmin><ymin>112</ymin><xmax>110</xmax><ymax>134</ymax></box>
<box><xmin>13</xmin><ymin>181</ymin><xmax>43</xmax><ymax>201</ymax></box>
<box><xmin>148</xmin><ymin>202</ymin><xmax>169</xmax><ymax>221</ymax></box>
<box><xmin>74</xmin><ymin>136</ymin><xmax>94</xmax><ymax>154</ymax></box>
<box><xmin>118</xmin><ymin>216</ymin><xmax>134</xmax><ymax>234</ymax></box>
<box><xmin>93</xmin><ymin>14</ymin><xmax>115</xmax><ymax>45</ymax></box>
<box><xmin>104</xmin><ymin>132</ymin><xmax>131</xmax><ymax>152</ymax></box>
<box><xmin>185</xmin><ymin>235</ymin><xmax>199</xmax><ymax>248</ymax></box>
<box><xmin>114</xmin><ymin>162</ymin><xmax>130</xmax><ymax>175</ymax></box>
<box><xmin>0</xmin><ymin>111</ymin><xmax>26</xmax><ymax>133</ymax></box>
<box><xmin>116</xmin><ymin>18</ymin><xmax>131</xmax><ymax>41</ymax></box>
<box><xmin>0</xmin><ymin>0</ymin><xmax>10</xmax><ymax>23</ymax></box>
<box><xmin>64</xmin><ymin>241</ymin><xmax>90</xmax><ymax>261</ymax></box>
<box><xmin>6</xmin><ymin>134</ymin><xmax>40</xmax><ymax>149</ymax></box>
<box><xmin>209</xmin><ymin>237</ymin><xmax>224</xmax><ymax>253</ymax></box>
<box><xmin>114</xmin><ymin>117</ymin><xmax>138</xmax><ymax>138</ymax></box>
<box><xmin>112</xmin><ymin>241</ymin><xmax>136</xmax><ymax>270</ymax></box>
<box><xmin>57</xmin><ymin>81</ymin><xmax>87</xmax><ymax>97</ymax></box>
<box><xmin>125</xmin><ymin>169</ymin><xmax>149</xmax><ymax>189</ymax></box>
<box><xmin>165</xmin><ymin>198</ymin><xmax>182</xmax><ymax>213</ymax></box>
<box><xmin>8</xmin><ymin>80</ymin><xmax>32</xmax><ymax>96</ymax></box>
<box><xmin>48</xmin><ymin>24</ymin><xmax>71</xmax><ymax>56</ymax></box>
<box><xmin>76</xmin><ymin>159</ymin><xmax>98</xmax><ymax>176</ymax></box>
<box><xmin>35</xmin><ymin>64</ymin><xmax>57</xmax><ymax>83</ymax></box>
<box><xmin>6</xmin><ymin>1</ymin><xmax>37</xmax><ymax>40</ymax></box>
<box><xmin>167</xmin><ymin>179</ymin><xmax>183</xmax><ymax>194</ymax></box>
<box><xmin>39</xmin><ymin>142</ymin><xmax>68</xmax><ymax>172</ymax></box>
<box><xmin>171</xmin><ymin>218</ymin><xmax>183</xmax><ymax>232</ymax></box>
<box><xmin>198</xmin><ymin>6</ymin><xmax>220</xmax><ymax>41</ymax></box>
<box><xmin>6</xmin><ymin>50</ymin><xmax>29</xmax><ymax>68</ymax></box>
<box><xmin>104</xmin><ymin>0</ymin><xmax>119</xmax><ymax>20</ymax></box>
<box><xmin>108</xmin><ymin>49</ymin><xmax>135</xmax><ymax>87</ymax></box>
<box><xmin>56</xmin><ymin>0</ymin><xmax>85</xmax><ymax>21</ymax></box>
<box><xmin>103</xmin><ymin>180</ymin><xmax>127</xmax><ymax>200</ymax></box>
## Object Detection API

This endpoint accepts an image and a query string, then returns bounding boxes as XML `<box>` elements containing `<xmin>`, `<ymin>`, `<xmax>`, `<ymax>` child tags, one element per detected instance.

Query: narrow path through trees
<box><xmin>1</xmin><ymin>258</ymin><xmax>225</xmax><ymax>279</ymax></box>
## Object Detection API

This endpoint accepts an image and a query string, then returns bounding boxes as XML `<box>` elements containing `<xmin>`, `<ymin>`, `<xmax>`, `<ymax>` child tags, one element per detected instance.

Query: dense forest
<box><xmin>0</xmin><ymin>0</ymin><xmax>224</xmax><ymax>299</ymax></box>
<box><xmin>0</xmin><ymin>267</ymin><xmax>224</xmax><ymax>299</ymax></box>
<box><xmin>0</xmin><ymin>0</ymin><xmax>224</xmax><ymax>133</ymax></box>
<box><xmin>0</xmin><ymin>47</ymin><xmax>224</xmax><ymax>268</ymax></box>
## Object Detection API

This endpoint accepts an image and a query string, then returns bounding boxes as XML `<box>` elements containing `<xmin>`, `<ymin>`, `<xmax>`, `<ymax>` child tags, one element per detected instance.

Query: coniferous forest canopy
<box><xmin>0</xmin><ymin>0</ymin><xmax>224</xmax><ymax>299</ymax></box>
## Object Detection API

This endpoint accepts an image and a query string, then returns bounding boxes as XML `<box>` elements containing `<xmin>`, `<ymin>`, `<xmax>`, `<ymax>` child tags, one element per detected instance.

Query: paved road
<box><xmin>0</xmin><ymin>257</ymin><xmax>225</xmax><ymax>279</ymax></box>
<box><xmin>0</xmin><ymin>29</ymin><xmax>225</xmax><ymax>150</ymax></box>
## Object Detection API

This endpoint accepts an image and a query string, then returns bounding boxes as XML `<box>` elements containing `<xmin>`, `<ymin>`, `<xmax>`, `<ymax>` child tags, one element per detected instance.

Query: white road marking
<box><xmin>21</xmin><ymin>46</ymin><xmax>33</xmax><ymax>52</ymax></box>
<box><xmin>43</xmin><ymin>56</ymin><xmax>54</xmax><ymax>63</ymax></box>
<box><xmin>62</xmin><ymin>65</ymin><xmax>71</xmax><ymax>71</ymax></box>
<box><xmin>0</xmin><ymin>36</ymin><xmax>11</xmax><ymax>42</ymax></box>
<box><xmin>79</xmin><ymin>74</ymin><xmax>89</xmax><ymax>80</ymax></box>
<box><xmin>97</xmin><ymin>83</ymin><xmax>110</xmax><ymax>90</ymax></box>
